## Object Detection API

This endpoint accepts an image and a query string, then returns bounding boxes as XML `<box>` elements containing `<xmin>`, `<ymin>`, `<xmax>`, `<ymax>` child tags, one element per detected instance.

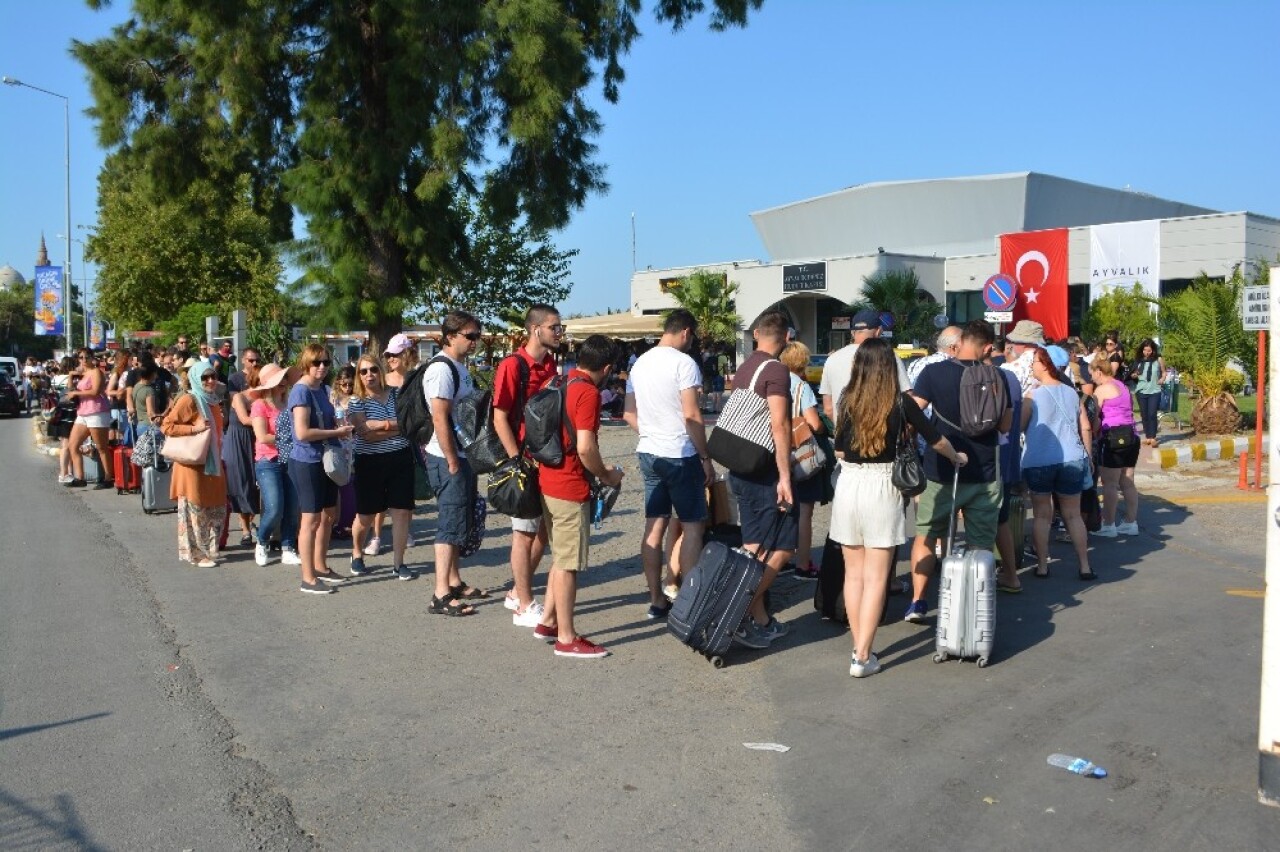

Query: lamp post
<box><xmin>3</xmin><ymin>75</ymin><xmax>72</xmax><ymax>352</ymax></box>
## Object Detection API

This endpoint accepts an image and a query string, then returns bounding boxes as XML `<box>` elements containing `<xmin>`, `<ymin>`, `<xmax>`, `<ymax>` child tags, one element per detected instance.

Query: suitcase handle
<box><xmin>944</xmin><ymin>466</ymin><xmax>961</xmax><ymax>558</ymax></box>
<box><xmin>752</xmin><ymin>501</ymin><xmax>793</xmax><ymax>566</ymax></box>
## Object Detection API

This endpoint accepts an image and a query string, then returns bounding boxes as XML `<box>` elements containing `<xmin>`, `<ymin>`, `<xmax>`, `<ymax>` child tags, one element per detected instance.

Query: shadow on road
<box><xmin>0</xmin><ymin>711</ymin><xmax>111</xmax><ymax>743</ymax></box>
<box><xmin>0</xmin><ymin>787</ymin><xmax>107</xmax><ymax>851</ymax></box>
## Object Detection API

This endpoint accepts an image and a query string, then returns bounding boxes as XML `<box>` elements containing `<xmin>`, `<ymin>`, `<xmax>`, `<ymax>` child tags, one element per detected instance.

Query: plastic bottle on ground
<box><xmin>1047</xmin><ymin>753</ymin><xmax>1108</xmax><ymax>778</ymax></box>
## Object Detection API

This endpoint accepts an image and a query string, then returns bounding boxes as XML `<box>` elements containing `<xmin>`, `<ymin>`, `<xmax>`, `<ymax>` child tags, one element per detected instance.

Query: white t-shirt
<box><xmin>625</xmin><ymin>344</ymin><xmax>703</xmax><ymax>458</ymax></box>
<box><xmin>422</xmin><ymin>354</ymin><xmax>474</xmax><ymax>459</ymax></box>
<box><xmin>818</xmin><ymin>342</ymin><xmax>911</xmax><ymax>429</ymax></box>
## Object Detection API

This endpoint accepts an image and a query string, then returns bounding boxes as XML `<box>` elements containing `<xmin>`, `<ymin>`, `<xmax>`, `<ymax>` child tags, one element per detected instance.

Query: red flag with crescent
<box><xmin>1000</xmin><ymin>228</ymin><xmax>1069</xmax><ymax>340</ymax></box>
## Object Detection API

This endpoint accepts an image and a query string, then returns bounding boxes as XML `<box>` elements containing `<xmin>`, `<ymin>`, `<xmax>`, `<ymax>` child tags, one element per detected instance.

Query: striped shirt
<box><xmin>348</xmin><ymin>389</ymin><xmax>410</xmax><ymax>455</ymax></box>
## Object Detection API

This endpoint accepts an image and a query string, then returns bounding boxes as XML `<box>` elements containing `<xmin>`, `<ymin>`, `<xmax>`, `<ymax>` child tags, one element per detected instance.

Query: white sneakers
<box><xmin>512</xmin><ymin>601</ymin><xmax>545</xmax><ymax>627</ymax></box>
<box><xmin>850</xmin><ymin>654</ymin><xmax>882</xmax><ymax>678</ymax></box>
<box><xmin>281</xmin><ymin>548</ymin><xmax>302</xmax><ymax>565</ymax></box>
<box><xmin>254</xmin><ymin>544</ymin><xmax>272</xmax><ymax>566</ymax></box>
<box><xmin>1093</xmin><ymin>522</ymin><xmax>1140</xmax><ymax>538</ymax></box>
<box><xmin>363</xmin><ymin>535</ymin><xmax>381</xmax><ymax>557</ymax></box>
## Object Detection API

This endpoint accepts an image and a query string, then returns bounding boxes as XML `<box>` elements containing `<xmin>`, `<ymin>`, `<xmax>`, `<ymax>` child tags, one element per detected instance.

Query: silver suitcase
<box><xmin>142</xmin><ymin>463</ymin><xmax>177</xmax><ymax>514</ymax></box>
<box><xmin>934</xmin><ymin>469</ymin><xmax>996</xmax><ymax>667</ymax></box>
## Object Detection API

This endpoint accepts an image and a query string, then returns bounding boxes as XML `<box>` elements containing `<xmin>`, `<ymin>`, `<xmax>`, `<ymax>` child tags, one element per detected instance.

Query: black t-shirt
<box><xmin>913</xmin><ymin>359</ymin><xmax>1011</xmax><ymax>484</ymax></box>
<box><xmin>835</xmin><ymin>391</ymin><xmax>940</xmax><ymax>463</ymax></box>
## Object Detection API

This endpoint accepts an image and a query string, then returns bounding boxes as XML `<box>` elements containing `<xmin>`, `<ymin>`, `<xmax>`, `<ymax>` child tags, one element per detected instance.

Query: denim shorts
<box><xmin>1023</xmin><ymin>458</ymin><xmax>1088</xmax><ymax>496</ymax></box>
<box><xmin>426</xmin><ymin>453</ymin><xmax>475</xmax><ymax>546</ymax></box>
<box><xmin>730</xmin><ymin>473</ymin><xmax>798</xmax><ymax>552</ymax></box>
<box><xmin>638</xmin><ymin>453</ymin><xmax>708</xmax><ymax>522</ymax></box>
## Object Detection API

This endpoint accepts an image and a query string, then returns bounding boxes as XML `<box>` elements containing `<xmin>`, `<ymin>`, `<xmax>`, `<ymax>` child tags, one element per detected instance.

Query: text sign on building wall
<box><xmin>1243</xmin><ymin>285</ymin><xmax>1270</xmax><ymax>331</ymax></box>
<box><xmin>782</xmin><ymin>263</ymin><xmax>826</xmax><ymax>293</ymax></box>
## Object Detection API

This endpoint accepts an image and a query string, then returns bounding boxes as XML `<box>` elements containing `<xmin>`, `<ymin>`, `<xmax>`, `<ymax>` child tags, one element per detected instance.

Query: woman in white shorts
<box><xmin>831</xmin><ymin>339</ymin><xmax>965</xmax><ymax>678</ymax></box>
<box><xmin>65</xmin><ymin>347</ymin><xmax>116</xmax><ymax>488</ymax></box>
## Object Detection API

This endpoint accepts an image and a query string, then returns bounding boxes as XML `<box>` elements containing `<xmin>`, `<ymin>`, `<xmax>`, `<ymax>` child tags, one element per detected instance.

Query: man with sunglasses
<box><xmin>423</xmin><ymin>311</ymin><xmax>487</xmax><ymax>615</ymax></box>
<box><xmin>227</xmin><ymin>347</ymin><xmax>262</xmax><ymax>394</ymax></box>
<box><xmin>492</xmin><ymin>303</ymin><xmax>563</xmax><ymax>626</ymax></box>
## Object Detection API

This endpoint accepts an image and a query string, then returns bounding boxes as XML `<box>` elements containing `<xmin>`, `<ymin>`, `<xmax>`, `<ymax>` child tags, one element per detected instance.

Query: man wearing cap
<box><xmin>819</xmin><ymin>309</ymin><xmax>911</xmax><ymax>429</ymax></box>
<box><xmin>1002</xmin><ymin>319</ymin><xmax>1045</xmax><ymax>397</ymax></box>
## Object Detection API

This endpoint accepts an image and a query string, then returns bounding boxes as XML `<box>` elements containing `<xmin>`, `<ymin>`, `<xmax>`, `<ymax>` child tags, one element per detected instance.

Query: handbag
<box><xmin>460</xmin><ymin>494</ymin><xmax>488</xmax><ymax>557</ymax></box>
<box><xmin>790</xmin><ymin>385</ymin><xmax>826</xmax><ymax>481</ymax></box>
<box><xmin>487</xmin><ymin>456</ymin><xmax>542</xmax><ymax>519</ymax></box>
<box><xmin>707</xmin><ymin>359</ymin><xmax>777</xmax><ymax>477</ymax></box>
<box><xmin>323</xmin><ymin>441</ymin><xmax>352</xmax><ymax>486</ymax></box>
<box><xmin>891</xmin><ymin>398</ymin><xmax>927</xmax><ymax>498</ymax></box>
<box><xmin>1103</xmin><ymin>422</ymin><xmax>1137</xmax><ymax>451</ymax></box>
<box><xmin>161</xmin><ymin>428</ymin><xmax>212</xmax><ymax>466</ymax></box>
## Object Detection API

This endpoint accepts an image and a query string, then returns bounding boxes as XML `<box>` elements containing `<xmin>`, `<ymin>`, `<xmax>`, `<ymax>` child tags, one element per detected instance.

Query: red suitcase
<box><xmin>114</xmin><ymin>445</ymin><xmax>142</xmax><ymax>494</ymax></box>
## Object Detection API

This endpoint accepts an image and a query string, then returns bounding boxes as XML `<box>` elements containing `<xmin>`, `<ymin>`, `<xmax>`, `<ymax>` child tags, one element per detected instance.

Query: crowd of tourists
<box><xmin>29</xmin><ymin>305</ymin><xmax>1160</xmax><ymax>668</ymax></box>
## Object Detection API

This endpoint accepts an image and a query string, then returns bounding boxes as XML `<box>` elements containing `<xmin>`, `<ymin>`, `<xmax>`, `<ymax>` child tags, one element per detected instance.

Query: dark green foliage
<box><xmin>77</xmin><ymin>0</ymin><xmax>762</xmax><ymax>353</ymax></box>
<box><xmin>848</xmin><ymin>268</ymin><xmax>938</xmax><ymax>346</ymax></box>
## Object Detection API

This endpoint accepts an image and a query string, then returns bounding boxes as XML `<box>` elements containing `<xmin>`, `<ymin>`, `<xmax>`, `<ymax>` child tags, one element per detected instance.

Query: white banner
<box><xmin>1089</xmin><ymin>220</ymin><xmax>1160</xmax><ymax>303</ymax></box>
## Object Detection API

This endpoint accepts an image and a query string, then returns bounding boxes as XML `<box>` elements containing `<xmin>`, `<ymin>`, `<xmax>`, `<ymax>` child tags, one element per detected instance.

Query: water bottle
<box><xmin>1047</xmin><ymin>753</ymin><xmax>1107</xmax><ymax>778</ymax></box>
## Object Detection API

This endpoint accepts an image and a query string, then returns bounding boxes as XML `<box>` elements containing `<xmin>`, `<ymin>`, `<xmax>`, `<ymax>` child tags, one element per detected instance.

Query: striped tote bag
<box><xmin>707</xmin><ymin>359</ymin><xmax>778</xmax><ymax>477</ymax></box>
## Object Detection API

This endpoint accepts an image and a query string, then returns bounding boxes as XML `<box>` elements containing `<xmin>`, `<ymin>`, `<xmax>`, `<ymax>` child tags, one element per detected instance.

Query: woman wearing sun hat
<box><xmin>365</xmin><ymin>332</ymin><xmax>417</xmax><ymax>555</ymax></box>
<box><xmin>248</xmin><ymin>363</ymin><xmax>301</xmax><ymax>567</ymax></box>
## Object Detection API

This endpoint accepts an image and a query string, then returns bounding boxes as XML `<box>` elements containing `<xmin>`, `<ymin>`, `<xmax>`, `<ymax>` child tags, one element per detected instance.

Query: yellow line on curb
<box><xmin>1226</xmin><ymin>589</ymin><xmax>1265</xmax><ymax>599</ymax></box>
<box><xmin>1170</xmin><ymin>494</ymin><xmax>1268</xmax><ymax>505</ymax></box>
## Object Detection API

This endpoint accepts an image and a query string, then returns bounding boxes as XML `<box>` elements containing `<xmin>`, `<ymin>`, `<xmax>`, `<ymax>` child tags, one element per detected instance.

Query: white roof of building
<box><xmin>749</xmin><ymin>172</ymin><xmax>1218</xmax><ymax>262</ymax></box>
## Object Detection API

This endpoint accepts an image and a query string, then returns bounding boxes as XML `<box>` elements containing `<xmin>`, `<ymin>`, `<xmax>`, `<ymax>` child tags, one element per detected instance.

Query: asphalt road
<box><xmin>2</xmin><ymin>412</ymin><xmax>1278</xmax><ymax>850</ymax></box>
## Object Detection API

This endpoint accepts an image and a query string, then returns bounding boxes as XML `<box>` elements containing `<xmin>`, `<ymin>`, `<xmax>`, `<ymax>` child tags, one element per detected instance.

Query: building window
<box><xmin>659</xmin><ymin>277</ymin><xmax>681</xmax><ymax>293</ymax></box>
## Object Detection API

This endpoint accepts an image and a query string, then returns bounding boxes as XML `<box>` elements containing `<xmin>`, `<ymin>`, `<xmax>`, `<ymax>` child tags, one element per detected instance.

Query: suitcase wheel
<box><xmin>706</xmin><ymin>654</ymin><xmax>726</xmax><ymax>669</ymax></box>
<box><xmin>976</xmin><ymin>657</ymin><xmax>989</xmax><ymax>668</ymax></box>
<box><xmin>933</xmin><ymin>652</ymin><xmax>948</xmax><ymax>663</ymax></box>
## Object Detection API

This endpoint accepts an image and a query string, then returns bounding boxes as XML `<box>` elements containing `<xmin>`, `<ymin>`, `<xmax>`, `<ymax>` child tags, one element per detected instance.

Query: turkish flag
<box><xmin>1000</xmin><ymin>228</ymin><xmax>1069</xmax><ymax>340</ymax></box>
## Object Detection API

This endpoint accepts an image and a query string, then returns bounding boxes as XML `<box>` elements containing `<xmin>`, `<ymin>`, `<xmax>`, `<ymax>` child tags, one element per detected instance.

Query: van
<box><xmin>0</xmin><ymin>356</ymin><xmax>20</xmax><ymax>383</ymax></box>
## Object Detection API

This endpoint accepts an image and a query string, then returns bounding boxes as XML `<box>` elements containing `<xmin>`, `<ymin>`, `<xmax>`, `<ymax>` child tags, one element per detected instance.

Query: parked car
<box><xmin>805</xmin><ymin>354</ymin><xmax>828</xmax><ymax>387</ymax></box>
<box><xmin>0</xmin><ymin>372</ymin><xmax>22</xmax><ymax>416</ymax></box>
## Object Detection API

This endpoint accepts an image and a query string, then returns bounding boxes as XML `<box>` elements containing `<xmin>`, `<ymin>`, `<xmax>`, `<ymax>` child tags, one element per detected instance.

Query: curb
<box><xmin>1153</xmin><ymin>435</ymin><xmax>1270</xmax><ymax>470</ymax></box>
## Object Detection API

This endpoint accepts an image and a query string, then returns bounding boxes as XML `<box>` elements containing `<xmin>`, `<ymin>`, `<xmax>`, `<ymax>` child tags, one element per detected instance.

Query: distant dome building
<box><xmin>0</xmin><ymin>264</ymin><xmax>26</xmax><ymax>291</ymax></box>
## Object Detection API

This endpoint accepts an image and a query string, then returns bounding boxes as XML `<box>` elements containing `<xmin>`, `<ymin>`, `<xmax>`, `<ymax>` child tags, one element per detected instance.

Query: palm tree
<box><xmin>668</xmin><ymin>269</ymin><xmax>741</xmax><ymax>346</ymax></box>
<box><xmin>847</xmin><ymin>268</ymin><xmax>938</xmax><ymax>346</ymax></box>
<box><xmin>1156</xmin><ymin>268</ymin><xmax>1255</xmax><ymax>435</ymax></box>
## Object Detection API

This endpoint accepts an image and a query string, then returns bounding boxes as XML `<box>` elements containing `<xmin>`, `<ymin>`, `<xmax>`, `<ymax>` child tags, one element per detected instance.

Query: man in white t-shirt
<box><xmin>818</xmin><ymin>309</ymin><xmax>911</xmax><ymax>429</ymax></box>
<box><xmin>623</xmin><ymin>309</ymin><xmax>714</xmax><ymax>619</ymax></box>
<box><xmin>423</xmin><ymin>310</ymin><xmax>484</xmax><ymax>616</ymax></box>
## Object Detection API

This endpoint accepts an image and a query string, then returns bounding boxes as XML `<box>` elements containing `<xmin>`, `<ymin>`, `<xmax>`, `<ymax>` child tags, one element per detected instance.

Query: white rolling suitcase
<box><xmin>934</xmin><ymin>468</ymin><xmax>996</xmax><ymax>667</ymax></box>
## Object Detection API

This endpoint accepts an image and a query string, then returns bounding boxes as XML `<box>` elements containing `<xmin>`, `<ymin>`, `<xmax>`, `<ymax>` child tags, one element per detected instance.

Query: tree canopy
<box><xmin>668</xmin><ymin>268</ymin><xmax>741</xmax><ymax>345</ymax></box>
<box><xmin>76</xmin><ymin>0</ymin><xmax>763</xmax><ymax>351</ymax></box>
<box><xmin>849</xmin><ymin>268</ymin><xmax>938</xmax><ymax>346</ymax></box>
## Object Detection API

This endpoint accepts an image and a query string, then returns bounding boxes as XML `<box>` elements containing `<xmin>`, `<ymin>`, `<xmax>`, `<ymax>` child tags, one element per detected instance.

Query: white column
<box><xmin>1261</xmin><ymin>267</ymin><xmax>1280</xmax><ymax>806</ymax></box>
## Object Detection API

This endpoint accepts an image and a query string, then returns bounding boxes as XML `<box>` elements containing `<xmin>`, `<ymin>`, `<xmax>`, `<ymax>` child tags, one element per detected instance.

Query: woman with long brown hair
<box><xmin>65</xmin><ymin>348</ymin><xmax>116</xmax><ymax>488</ymax></box>
<box><xmin>106</xmin><ymin>350</ymin><xmax>131</xmax><ymax>443</ymax></box>
<box><xmin>222</xmin><ymin>353</ymin><xmax>262</xmax><ymax>546</ymax></box>
<box><xmin>832</xmin><ymin>338</ymin><xmax>964</xmax><ymax>678</ymax></box>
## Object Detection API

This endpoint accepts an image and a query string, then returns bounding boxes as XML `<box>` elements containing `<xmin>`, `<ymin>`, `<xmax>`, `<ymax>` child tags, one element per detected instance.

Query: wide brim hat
<box><xmin>255</xmin><ymin>363</ymin><xmax>288</xmax><ymax>390</ymax></box>
<box><xmin>1006</xmin><ymin>320</ymin><xmax>1046</xmax><ymax>346</ymax></box>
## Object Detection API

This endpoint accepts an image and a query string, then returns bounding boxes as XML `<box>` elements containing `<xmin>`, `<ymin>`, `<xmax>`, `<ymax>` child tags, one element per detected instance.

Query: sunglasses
<box><xmin>462</xmin><ymin>331</ymin><xmax>482</xmax><ymax>341</ymax></box>
<box><xmin>201</xmin><ymin>374</ymin><xmax>217</xmax><ymax>383</ymax></box>
<box><xmin>359</xmin><ymin>366</ymin><xmax>381</xmax><ymax>375</ymax></box>
<box><xmin>542</xmin><ymin>324</ymin><xmax>565</xmax><ymax>334</ymax></box>
<box><xmin>243</xmin><ymin>358</ymin><xmax>260</xmax><ymax>365</ymax></box>
<box><xmin>311</xmin><ymin>359</ymin><xmax>331</xmax><ymax>368</ymax></box>
<box><xmin>385</xmin><ymin>352</ymin><xmax>402</xmax><ymax>359</ymax></box>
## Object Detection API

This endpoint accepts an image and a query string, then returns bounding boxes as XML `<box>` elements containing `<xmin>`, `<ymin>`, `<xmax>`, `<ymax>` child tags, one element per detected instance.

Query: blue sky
<box><xmin>3</xmin><ymin>1</ymin><xmax>1277</xmax><ymax>323</ymax></box>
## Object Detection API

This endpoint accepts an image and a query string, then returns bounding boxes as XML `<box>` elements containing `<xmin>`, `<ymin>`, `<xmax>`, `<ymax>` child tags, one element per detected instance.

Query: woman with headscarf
<box><xmin>222</xmin><ymin>355</ymin><xmax>262</xmax><ymax>547</ymax></box>
<box><xmin>160</xmin><ymin>360</ymin><xmax>228</xmax><ymax>567</ymax></box>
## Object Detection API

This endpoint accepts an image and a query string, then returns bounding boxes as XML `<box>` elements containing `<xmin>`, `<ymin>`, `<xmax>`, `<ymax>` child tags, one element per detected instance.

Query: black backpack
<box><xmin>456</xmin><ymin>354</ymin><xmax>529</xmax><ymax>475</ymax></box>
<box><xmin>396</xmin><ymin>356</ymin><xmax>460</xmax><ymax>450</ymax></box>
<box><xmin>522</xmin><ymin>375</ymin><xmax>589</xmax><ymax>467</ymax></box>
<box><xmin>935</xmin><ymin>362</ymin><xmax>1009</xmax><ymax>437</ymax></box>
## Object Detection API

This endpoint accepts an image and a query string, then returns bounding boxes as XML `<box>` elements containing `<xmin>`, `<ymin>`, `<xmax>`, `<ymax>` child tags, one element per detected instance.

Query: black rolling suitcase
<box><xmin>668</xmin><ymin>505</ymin><xmax>789</xmax><ymax>668</ymax></box>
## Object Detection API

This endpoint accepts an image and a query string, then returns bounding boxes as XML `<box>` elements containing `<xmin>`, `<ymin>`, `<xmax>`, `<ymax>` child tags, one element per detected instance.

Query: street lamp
<box><xmin>3</xmin><ymin>75</ymin><xmax>73</xmax><ymax>351</ymax></box>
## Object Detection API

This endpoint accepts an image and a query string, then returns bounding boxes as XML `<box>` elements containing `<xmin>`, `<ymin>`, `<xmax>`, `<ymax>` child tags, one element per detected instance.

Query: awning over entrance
<box><xmin>563</xmin><ymin>312</ymin><xmax>665</xmax><ymax>341</ymax></box>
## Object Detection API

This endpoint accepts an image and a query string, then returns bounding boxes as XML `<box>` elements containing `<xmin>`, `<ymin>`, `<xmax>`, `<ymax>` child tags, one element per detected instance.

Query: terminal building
<box><xmin>628</xmin><ymin>172</ymin><xmax>1280</xmax><ymax>355</ymax></box>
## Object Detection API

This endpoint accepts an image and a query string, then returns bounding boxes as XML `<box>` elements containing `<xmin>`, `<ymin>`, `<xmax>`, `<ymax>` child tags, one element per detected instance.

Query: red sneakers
<box><xmin>532</xmin><ymin>623</ymin><xmax>558</xmax><ymax>644</ymax></box>
<box><xmin>553</xmin><ymin>636</ymin><xmax>610</xmax><ymax>659</ymax></box>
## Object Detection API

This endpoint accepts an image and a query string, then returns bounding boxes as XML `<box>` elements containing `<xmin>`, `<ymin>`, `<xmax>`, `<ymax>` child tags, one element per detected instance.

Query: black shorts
<box><xmin>730</xmin><ymin>473</ymin><xmax>799</xmax><ymax>553</ymax></box>
<box><xmin>353</xmin><ymin>447</ymin><xmax>416</xmax><ymax>515</ymax></box>
<box><xmin>288</xmin><ymin>458</ymin><xmax>337</xmax><ymax>513</ymax></box>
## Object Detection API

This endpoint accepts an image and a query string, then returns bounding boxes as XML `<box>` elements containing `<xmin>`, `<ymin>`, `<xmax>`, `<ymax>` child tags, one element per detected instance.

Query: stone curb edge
<box><xmin>1154</xmin><ymin>435</ymin><xmax>1270</xmax><ymax>470</ymax></box>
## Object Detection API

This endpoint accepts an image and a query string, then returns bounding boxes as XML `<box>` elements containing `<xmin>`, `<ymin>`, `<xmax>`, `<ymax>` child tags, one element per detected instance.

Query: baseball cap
<box><xmin>383</xmin><ymin>333</ymin><xmax>413</xmax><ymax>355</ymax></box>
<box><xmin>1046</xmin><ymin>345</ymin><xmax>1071</xmax><ymax>369</ymax></box>
<box><xmin>851</xmin><ymin>309</ymin><xmax>883</xmax><ymax>330</ymax></box>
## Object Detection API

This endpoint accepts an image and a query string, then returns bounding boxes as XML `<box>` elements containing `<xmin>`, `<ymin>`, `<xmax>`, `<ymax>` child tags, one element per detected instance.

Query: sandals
<box><xmin>430</xmin><ymin>593</ymin><xmax>477</xmax><ymax>616</ymax></box>
<box><xmin>450</xmin><ymin>583</ymin><xmax>490</xmax><ymax>600</ymax></box>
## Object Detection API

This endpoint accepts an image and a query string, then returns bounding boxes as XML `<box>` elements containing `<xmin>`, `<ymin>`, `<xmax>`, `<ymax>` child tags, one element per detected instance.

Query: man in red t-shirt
<box><xmin>492</xmin><ymin>304</ymin><xmax>563</xmax><ymax>626</ymax></box>
<box><xmin>530</xmin><ymin>335</ymin><xmax>625</xmax><ymax>658</ymax></box>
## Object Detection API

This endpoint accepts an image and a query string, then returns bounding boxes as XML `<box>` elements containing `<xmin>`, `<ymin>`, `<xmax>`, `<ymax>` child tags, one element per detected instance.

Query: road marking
<box><xmin>1166</xmin><ymin>494</ymin><xmax>1268</xmax><ymax>505</ymax></box>
<box><xmin>1226</xmin><ymin>589</ymin><xmax>1265</xmax><ymax>599</ymax></box>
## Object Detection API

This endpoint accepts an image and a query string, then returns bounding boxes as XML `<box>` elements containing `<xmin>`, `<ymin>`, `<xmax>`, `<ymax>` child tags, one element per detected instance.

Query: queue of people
<box><xmin>33</xmin><ymin>308</ymin><xmax>1154</xmax><ymax>671</ymax></box>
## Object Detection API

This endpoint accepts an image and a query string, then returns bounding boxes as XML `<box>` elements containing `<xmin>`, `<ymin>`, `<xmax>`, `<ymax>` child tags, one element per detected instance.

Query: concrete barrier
<box><xmin>1154</xmin><ymin>434</ymin><xmax>1270</xmax><ymax>470</ymax></box>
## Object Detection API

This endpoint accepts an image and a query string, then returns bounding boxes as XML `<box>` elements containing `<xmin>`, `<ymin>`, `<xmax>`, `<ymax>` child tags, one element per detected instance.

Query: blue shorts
<box><xmin>1023</xmin><ymin>459</ymin><xmax>1088</xmax><ymax>496</ymax></box>
<box><xmin>730</xmin><ymin>473</ymin><xmax>798</xmax><ymax>553</ymax></box>
<box><xmin>288</xmin><ymin>458</ymin><xmax>337</xmax><ymax>513</ymax></box>
<box><xmin>426</xmin><ymin>454</ymin><xmax>475</xmax><ymax>546</ymax></box>
<box><xmin>638</xmin><ymin>453</ymin><xmax>707</xmax><ymax>522</ymax></box>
